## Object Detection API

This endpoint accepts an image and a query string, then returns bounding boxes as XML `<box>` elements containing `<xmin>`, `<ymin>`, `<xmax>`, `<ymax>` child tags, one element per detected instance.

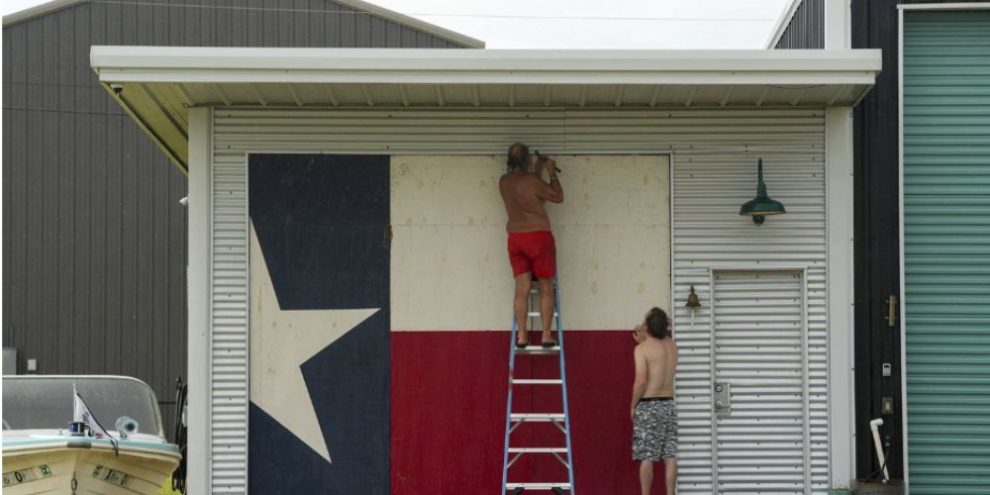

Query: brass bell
<box><xmin>685</xmin><ymin>285</ymin><xmax>702</xmax><ymax>309</ymax></box>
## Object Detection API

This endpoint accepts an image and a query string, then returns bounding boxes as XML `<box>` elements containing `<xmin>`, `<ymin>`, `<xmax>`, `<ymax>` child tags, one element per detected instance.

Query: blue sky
<box><xmin>2</xmin><ymin>0</ymin><xmax>790</xmax><ymax>49</ymax></box>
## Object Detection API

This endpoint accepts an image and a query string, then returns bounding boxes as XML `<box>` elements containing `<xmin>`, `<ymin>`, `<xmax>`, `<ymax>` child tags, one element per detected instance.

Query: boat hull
<box><xmin>2</xmin><ymin>442</ymin><xmax>180</xmax><ymax>495</ymax></box>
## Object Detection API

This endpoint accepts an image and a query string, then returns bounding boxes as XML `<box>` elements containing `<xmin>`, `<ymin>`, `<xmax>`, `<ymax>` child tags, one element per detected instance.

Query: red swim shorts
<box><xmin>507</xmin><ymin>231</ymin><xmax>557</xmax><ymax>278</ymax></box>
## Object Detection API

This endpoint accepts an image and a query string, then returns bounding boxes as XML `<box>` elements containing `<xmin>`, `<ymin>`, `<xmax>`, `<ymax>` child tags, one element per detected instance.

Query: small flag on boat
<box><xmin>73</xmin><ymin>384</ymin><xmax>118</xmax><ymax>456</ymax></box>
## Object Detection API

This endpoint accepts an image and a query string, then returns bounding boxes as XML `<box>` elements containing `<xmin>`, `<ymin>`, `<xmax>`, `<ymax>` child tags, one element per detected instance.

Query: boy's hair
<box><xmin>645</xmin><ymin>307</ymin><xmax>671</xmax><ymax>339</ymax></box>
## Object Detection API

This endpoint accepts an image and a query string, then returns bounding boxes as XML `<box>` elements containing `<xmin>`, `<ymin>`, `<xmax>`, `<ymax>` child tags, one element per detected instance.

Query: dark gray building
<box><xmin>769</xmin><ymin>1</ymin><xmax>990</xmax><ymax>491</ymax></box>
<box><xmin>2</xmin><ymin>0</ymin><xmax>481</xmax><ymax>430</ymax></box>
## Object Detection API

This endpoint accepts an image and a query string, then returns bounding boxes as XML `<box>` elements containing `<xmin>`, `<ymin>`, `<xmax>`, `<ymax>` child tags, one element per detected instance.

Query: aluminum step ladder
<box><xmin>501</xmin><ymin>279</ymin><xmax>575</xmax><ymax>494</ymax></box>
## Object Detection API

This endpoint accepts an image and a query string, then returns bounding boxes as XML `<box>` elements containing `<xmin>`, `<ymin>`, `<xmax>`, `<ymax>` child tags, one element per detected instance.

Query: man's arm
<box><xmin>536</xmin><ymin>159</ymin><xmax>563</xmax><ymax>203</ymax></box>
<box><xmin>631</xmin><ymin>345</ymin><xmax>648</xmax><ymax>420</ymax></box>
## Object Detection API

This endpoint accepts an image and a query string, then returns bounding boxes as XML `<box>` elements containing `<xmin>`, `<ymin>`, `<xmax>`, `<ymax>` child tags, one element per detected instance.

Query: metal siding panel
<box><xmin>776</xmin><ymin>0</ymin><xmax>825</xmax><ymax>50</ymax></box>
<box><xmin>89</xmin><ymin>110</ymin><xmax>108</xmax><ymax>373</ymax></box>
<box><xmin>211</xmin><ymin>107</ymin><xmax>829</xmax><ymax>494</ymax></box>
<box><xmin>120</xmin><ymin>114</ymin><xmax>138</xmax><ymax>378</ymax></box>
<box><xmin>903</xmin><ymin>10</ymin><xmax>990</xmax><ymax>493</ymax></box>
<box><xmin>308</xmin><ymin>0</ymin><xmax>324</xmax><ymax>47</ymax></box>
<box><xmin>42</xmin><ymin>115</ymin><xmax>60</xmax><ymax>372</ymax></box>
<box><xmin>74</xmin><ymin>110</ymin><xmax>92</xmax><ymax>372</ymax></box>
<box><xmin>104</xmin><ymin>114</ymin><xmax>123</xmax><ymax>375</ymax></box>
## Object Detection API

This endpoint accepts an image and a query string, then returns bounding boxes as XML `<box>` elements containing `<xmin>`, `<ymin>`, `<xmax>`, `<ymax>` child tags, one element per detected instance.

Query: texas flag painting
<box><xmin>247</xmin><ymin>153</ymin><xmax>670</xmax><ymax>494</ymax></box>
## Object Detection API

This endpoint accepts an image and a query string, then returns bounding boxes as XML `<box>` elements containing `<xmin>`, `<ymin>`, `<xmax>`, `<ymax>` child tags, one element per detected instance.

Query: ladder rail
<box><xmin>554</xmin><ymin>279</ymin><xmax>577</xmax><ymax>494</ymax></box>
<box><xmin>500</xmin><ymin>316</ymin><xmax>518</xmax><ymax>493</ymax></box>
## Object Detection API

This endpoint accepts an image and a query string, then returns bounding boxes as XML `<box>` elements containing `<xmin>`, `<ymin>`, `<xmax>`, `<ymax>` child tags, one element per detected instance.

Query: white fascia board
<box><xmin>335</xmin><ymin>0</ymin><xmax>484</xmax><ymax>48</ymax></box>
<box><xmin>91</xmin><ymin>47</ymin><xmax>881</xmax><ymax>86</ymax></box>
<box><xmin>764</xmin><ymin>0</ymin><xmax>805</xmax><ymax>48</ymax></box>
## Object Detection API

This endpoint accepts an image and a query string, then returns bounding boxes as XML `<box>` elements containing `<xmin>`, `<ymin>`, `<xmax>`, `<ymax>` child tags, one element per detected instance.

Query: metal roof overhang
<box><xmin>90</xmin><ymin>47</ymin><xmax>881</xmax><ymax>172</ymax></box>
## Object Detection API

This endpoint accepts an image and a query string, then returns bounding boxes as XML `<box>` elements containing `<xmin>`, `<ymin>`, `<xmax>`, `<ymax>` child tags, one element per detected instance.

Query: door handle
<box><xmin>886</xmin><ymin>295</ymin><xmax>898</xmax><ymax>327</ymax></box>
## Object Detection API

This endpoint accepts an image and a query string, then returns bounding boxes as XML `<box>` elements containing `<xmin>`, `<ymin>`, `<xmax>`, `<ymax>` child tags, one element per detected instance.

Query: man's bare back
<box><xmin>499</xmin><ymin>169</ymin><xmax>562</xmax><ymax>233</ymax></box>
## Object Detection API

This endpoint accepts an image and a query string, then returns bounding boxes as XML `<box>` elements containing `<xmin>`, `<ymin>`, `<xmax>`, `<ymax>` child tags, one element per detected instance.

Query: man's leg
<box><xmin>664</xmin><ymin>458</ymin><xmax>677</xmax><ymax>495</ymax></box>
<box><xmin>514</xmin><ymin>272</ymin><xmax>532</xmax><ymax>344</ymax></box>
<box><xmin>639</xmin><ymin>460</ymin><xmax>653</xmax><ymax>495</ymax></box>
<box><xmin>537</xmin><ymin>277</ymin><xmax>556</xmax><ymax>345</ymax></box>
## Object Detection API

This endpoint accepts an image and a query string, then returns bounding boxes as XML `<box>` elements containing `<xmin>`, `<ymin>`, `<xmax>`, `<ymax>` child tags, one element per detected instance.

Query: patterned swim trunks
<box><xmin>632</xmin><ymin>397</ymin><xmax>678</xmax><ymax>460</ymax></box>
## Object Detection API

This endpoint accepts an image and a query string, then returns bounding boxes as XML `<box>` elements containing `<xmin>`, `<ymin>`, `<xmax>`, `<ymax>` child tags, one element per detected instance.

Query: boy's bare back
<box><xmin>636</xmin><ymin>337</ymin><xmax>678</xmax><ymax>397</ymax></box>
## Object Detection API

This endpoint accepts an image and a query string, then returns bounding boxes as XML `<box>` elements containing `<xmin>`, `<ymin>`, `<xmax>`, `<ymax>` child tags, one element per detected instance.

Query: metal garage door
<box><xmin>902</xmin><ymin>9</ymin><xmax>990</xmax><ymax>493</ymax></box>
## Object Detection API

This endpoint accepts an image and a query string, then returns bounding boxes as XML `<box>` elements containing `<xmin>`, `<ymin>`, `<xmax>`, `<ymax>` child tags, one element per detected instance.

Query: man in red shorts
<box><xmin>499</xmin><ymin>143</ymin><xmax>564</xmax><ymax>348</ymax></box>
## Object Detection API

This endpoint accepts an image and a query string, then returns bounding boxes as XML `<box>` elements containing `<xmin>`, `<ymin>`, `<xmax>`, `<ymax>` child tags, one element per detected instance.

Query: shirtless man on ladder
<box><xmin>499</xmin><ymin>142</ymin><xmax>564</xmax><ymax>348</ymax></box>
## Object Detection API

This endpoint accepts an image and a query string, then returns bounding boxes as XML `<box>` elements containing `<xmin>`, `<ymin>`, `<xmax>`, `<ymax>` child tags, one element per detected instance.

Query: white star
<box><xmin>249</xmin><ymin>225</ymin><xmax>380</xmax><ymax>463</ymax></box>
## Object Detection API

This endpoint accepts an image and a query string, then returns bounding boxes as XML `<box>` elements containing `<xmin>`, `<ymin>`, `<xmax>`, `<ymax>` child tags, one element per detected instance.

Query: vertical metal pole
<box><xmin>709</xmin><ymin>270</ymin><xmax>719</xmax><ymax>493</ymax></box>
<box><xmin>801</xmin><ymin>270</ymin><xmax>812</xmax><ymax>494</ymax></box>
<box><xmin>554</xmin><ymin>278</ymin><xmax>576</xmax><ymax>494</ymax></box>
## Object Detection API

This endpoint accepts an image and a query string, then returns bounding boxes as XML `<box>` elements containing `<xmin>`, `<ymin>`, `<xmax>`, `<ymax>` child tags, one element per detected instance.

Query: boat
<box><xmin>2</xmin><ymin>375</ymin><xmax>182</xmax><ymax>494</ymax></box>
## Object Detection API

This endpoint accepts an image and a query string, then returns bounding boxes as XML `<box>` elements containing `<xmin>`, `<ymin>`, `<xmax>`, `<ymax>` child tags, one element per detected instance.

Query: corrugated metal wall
<box><xmin>669</xmin><ymin>110</ymin><xmax>829</xmax><ymax>494</ymax></box>
<box><xmin>902</xmin><ymin>10</ymin><xmax>990</xmax><ymax>493</ymax></box>
<box><xmin>1</xmin><ymin>0</ymin><xmax>469</xmax><ymax>437</ymax></box>
<box><xmin>210</xmin><ymin>106</ymin><xmax>830</xmax><ymax>493</ymax></box>
<box><xmin>774</xmin><ymin>0</ymin><xmax>824</xmax><ymax>49</ymax></box>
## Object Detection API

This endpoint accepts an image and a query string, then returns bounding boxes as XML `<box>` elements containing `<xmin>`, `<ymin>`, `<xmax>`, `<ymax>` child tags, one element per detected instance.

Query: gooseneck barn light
<box><xmin>739</xmin><ymin>158</ymin><xmax>786</xmax><ymax>225</ymax></box>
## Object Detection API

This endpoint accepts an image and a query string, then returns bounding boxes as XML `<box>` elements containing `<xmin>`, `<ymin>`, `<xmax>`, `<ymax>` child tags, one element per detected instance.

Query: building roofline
<box><xmin>764</xmin><ymin>0</ymin><xmax>805</xmax><ymax>49</ymax></box>
<box><xmin>91</xmin><ymin>46</ymin><xmax>881</xmax><ymax>85</ymax></box>
<box><xmin>3</xmin><ymin>0</ymin><xmax>486</xmax><ymax>48</ymax></box>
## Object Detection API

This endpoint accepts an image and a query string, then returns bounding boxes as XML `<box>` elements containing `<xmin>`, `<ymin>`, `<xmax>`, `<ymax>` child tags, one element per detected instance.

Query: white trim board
<box><xmin>186</xmin><ymin>107</ymin><xmax>213</xmax><ymax>495</ymax></box>
<box><xmin>897</xmin><ymin>7</ymin><xmax>909</xmax><ymax>492</ymax></box>
<box><xmin>826</xmin><ymin>105</ymin><xmax>856</xmax><ymax>489</ymax></box>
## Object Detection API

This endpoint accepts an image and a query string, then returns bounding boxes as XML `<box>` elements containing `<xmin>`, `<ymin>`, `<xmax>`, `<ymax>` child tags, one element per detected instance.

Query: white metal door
<box><xmin>712</xmin><ymin>270</ymin><xmax>810</xmax><ymax>494</ymax></box>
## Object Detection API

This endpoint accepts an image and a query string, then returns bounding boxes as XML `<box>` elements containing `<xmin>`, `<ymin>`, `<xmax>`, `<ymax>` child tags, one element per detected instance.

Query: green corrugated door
<box><xmin>903</xmin><ymin>10</ymin><xmax>990</xmax><ymax>494</ymax></box>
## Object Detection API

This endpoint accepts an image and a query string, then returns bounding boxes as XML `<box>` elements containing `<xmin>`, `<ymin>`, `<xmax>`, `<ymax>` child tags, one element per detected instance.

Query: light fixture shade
<box><xmin>740</xmin><ymin>158</ymin><xmax>786</xmax><ymax>224</ymax></box>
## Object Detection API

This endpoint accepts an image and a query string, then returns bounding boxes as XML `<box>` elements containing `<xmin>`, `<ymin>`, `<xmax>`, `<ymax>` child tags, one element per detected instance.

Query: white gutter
<box><xmin>91</xmin><ymin>47</ymin><xmax>881</xmax><ymax>85</ymax></box>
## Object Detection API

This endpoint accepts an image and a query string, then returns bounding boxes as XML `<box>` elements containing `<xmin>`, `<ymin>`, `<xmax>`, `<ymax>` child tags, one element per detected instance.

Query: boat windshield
<box><xmin>2</xmin><ymin>376</ymin><xmax>163</xmax><ymax>437</ymax></box>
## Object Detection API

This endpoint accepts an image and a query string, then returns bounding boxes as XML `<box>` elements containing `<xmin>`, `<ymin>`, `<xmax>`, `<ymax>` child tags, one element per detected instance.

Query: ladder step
<box><xmin>514</xmin><ymin>345</ymin><xmax>559</xmax><ymax>354</ymax></box>
<box><xmin>506</xmin><ymin>482</ymin><xmax>572</xmax><ymax>490</ymax></box>
<box><xmin>511</xmin><ymin>379</ymin><xmax>563</xmax><ymax>385</ymax></box>
<box><xmin>507</xmin><ymin>447</ymin><xmax>569</xmax><ymax>454</ymax></box>
<box><xmin>525</xmin><ymin>312</ymin><xmax>559</xmax><ymax>317</ymax></box>
<box><xmin>510</xmin><ymin>413</ymin><xmax>565</xmax><ymax>422</ymax></box>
